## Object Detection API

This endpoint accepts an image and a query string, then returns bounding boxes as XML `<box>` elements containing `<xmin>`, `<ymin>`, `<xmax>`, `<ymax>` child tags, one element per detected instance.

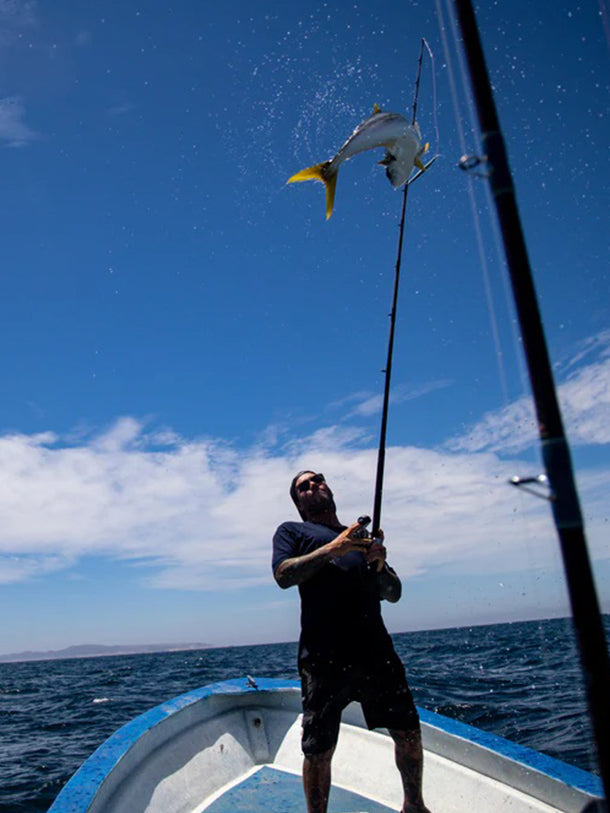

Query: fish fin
<box><xmin>413</xmin><ymin>143</ymin><xmax>429</xmax><ymax>171</ymax></box>
<box><xmin>385</xmin><ymin>161</ymin><xmax>404</xmax><ymax>188</ymax></box>
<box><xmin>372</xmin><ymin>103</ymin><xmax>382</xmax><ymax>114</ymax></box>
<box><xmin>287</xmin><ymin>162</ymin><xmax>328</xmax><ymax>184</ymax></box>
<box><xmin>406</xmin><ymin>154</ymin><xmax>439</xmax><ymax>186</ymax></box>
<box><xmin>287</xmin><ymin>161</ymin><xmax>338</xmax><ymax>220</ymax></box>
<box><xmin>324</xmin><ymin>171</ymin><xmax>338</xmax><ymax>219</ymax></box>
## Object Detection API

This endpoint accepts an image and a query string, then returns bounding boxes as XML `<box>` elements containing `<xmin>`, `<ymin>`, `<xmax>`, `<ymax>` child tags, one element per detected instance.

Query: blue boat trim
<box><xmin>48</xmin><ymin>677</ymin><xmax>296</xmax><ymax>812</ymax></box>
<box><xmin>48</xmin><ymin>676</ymin><xmax>602</xmax><ymax>811</ymax></box>
<box><xmin>417</xmin><ymin>707</ymin><xmax>602</xmax><ymax>797</ymax></box>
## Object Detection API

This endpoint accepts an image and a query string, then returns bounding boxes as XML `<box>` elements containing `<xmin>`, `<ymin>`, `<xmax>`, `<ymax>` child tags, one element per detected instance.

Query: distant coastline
<box><xmin>0</xmin><ymin>642</ymin><xmax>210</xmax><ymax>664</ymax></box>
<box><xmin>3</xmin><ymin>614</ymin><xmax>607</xmax><ymax>665</ymax></box>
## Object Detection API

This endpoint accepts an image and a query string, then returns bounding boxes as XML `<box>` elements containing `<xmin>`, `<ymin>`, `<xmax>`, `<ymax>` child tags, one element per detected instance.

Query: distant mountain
<box><xmin>0</xmin><ymin>642</ymin><xmax>210</xmax><ymax>664</ymax></box>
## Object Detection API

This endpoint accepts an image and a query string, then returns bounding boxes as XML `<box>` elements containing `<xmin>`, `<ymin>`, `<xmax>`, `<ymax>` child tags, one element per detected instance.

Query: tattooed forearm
<box><xmin>274</xmin><ymin>548</ymin><xmax>335</xmax><ymax>588</ymax></box>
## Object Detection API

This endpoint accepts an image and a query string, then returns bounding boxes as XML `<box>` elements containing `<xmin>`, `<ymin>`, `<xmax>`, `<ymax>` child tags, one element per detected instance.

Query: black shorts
<box><xmin>299</xmin><ymin>651</ymin><xmax>420</xmax><ymax>756</ymax></box>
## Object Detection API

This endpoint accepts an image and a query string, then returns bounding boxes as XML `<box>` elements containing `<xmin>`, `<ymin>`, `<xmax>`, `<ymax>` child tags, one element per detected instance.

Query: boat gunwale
<box><xmin>48</xmin><ymin>676</ymin><xmax>603</xmax><ymax>812</ymax></box>
<box><xmin>47</xmin><ymin>677</ymin><xmax>296</xmax><ymax>812</ymax></box>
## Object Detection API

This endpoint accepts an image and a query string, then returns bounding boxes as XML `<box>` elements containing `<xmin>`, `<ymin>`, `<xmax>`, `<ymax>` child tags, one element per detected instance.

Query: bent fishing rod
<box><xmin>453</xmin><ymin>0</ymin><xmax>610</xmax><ymax>801</ymax></box>
<box><xmin>371</xmin><ymin>39</ymin><xmax>427</xmax><ymax>541</ymax></box>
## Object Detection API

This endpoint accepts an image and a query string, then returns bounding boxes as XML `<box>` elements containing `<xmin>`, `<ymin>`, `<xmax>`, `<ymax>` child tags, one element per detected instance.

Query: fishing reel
<box><xmin>352</xmin><ymin>515</ymin><xmax>373</xmax><ymax>542</ymax></box>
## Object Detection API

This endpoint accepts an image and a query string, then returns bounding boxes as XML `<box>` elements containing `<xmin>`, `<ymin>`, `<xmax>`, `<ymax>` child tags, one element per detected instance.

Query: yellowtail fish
<box><xmin>288</xmin><ymin>105</ymin><xmax>429</xmax><ymax>219</ymax></box>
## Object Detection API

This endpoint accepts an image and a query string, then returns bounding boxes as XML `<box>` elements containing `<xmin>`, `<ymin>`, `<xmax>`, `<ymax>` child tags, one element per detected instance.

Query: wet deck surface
<box><xmin>204</xmin><ymin>765</ymin><xmax>396</xmax><ymax>812</ymax></box>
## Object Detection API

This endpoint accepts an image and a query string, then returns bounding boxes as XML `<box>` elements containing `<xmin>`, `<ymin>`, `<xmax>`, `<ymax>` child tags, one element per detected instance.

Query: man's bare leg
<box><xmin>388</xmin><ymin>727</ymin><xmax>431</xmax><ymax>813</ymax></box>
<box><xmin>303</xmin><ymin>747</ymin><xmax>335</xmax><ymax>813</ymax></box>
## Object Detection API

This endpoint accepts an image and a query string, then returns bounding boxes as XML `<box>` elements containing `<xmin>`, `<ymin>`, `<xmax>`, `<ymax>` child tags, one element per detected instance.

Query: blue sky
<box><xmin>0</xmin><ymin>0</ymin><xmax>608</xmax><ymax>654</ymax></box>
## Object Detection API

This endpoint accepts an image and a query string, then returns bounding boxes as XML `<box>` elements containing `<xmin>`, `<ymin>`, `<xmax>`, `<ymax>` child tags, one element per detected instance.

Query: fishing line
<box><xmin>371</xmin><ymin>39</ymin><xmax>427</xmax><ymax>540</ymax></box>
<box><xmin>438</xmin><ymin>0</ymin><xmax>579</xmax><ymax>716</ymax></box>
<box><xmin>443</xmin><ymin>0</ymin><xmax>537</xmax><ymax>415</ymax></box>
<box><xmin>422</xmin><ymin>38</ymin><xmax>441</xmax><ymax>157</ymax></box>
<box><xmin>436</xmin><ymin>0</ymin><xmax>513</xmax><ymax>408</ymax></box>
<box><xmin>439</xmin><ymin>0</ymin><xmax>563</xmax><ymax>638</ymax></box>
<box><xmin>441</xmin><ymin>5</ymin><xmax>608</xmax><ymax>786</ymax></box>
<box><xmin>440</xmin><ymin>0</ymin><xmax>568</xmax><ymax>597</ymax></box>
<box><xmin>597</xmin><ymin>0</ymin><xmax>610</xmax><ymax>56</ymax></box>
<box><xmin>451</xmin><ymin>0</ymin><xmax>610</xmax><ymax>795</ymax></box>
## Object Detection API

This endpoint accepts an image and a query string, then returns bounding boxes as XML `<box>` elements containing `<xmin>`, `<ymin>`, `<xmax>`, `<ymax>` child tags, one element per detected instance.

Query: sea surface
<box><xmin>1</xmin><ymin>616</ymin><xmax>608</xmax><ymax>812</ymax></box>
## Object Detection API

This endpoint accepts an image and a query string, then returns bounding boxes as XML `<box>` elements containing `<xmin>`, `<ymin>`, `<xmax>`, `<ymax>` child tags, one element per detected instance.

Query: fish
<box><xmin>287</xmin><ymin>105</ymin><xmax>429</xmax><ymax>219</ymax></box>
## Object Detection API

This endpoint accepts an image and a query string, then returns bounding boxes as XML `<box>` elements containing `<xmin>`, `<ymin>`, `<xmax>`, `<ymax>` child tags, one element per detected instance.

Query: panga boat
<box><xmin>49</xmin><ymin>676</ymin><xmax>603</xmax><ymax>813</ymax></box>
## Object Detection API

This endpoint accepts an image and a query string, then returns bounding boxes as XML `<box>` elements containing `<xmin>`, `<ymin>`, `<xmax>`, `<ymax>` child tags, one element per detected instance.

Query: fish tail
<box><xmin>414</xmin><ymin>143</ymin><xmax>429</xmax><ymax>171</ymax></box>
<box><xmin>287</xmin><ymin>161</ymin><xmax>339</xmax><ymax>220</ymax></box>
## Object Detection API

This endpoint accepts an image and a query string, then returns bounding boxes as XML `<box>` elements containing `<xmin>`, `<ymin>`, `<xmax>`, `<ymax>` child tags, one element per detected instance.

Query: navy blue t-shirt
<box><xmin>272</xmin><ymin>520</ymin><xmax>396</xmax><ymax>664</ymax></box>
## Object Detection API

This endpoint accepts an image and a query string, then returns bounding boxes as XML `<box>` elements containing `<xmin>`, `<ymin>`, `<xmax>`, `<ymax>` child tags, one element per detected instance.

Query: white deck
<box><xmin>48</xmin><ymin>678</ymin><xmax>603</xmax><ymax>813</ymax></box>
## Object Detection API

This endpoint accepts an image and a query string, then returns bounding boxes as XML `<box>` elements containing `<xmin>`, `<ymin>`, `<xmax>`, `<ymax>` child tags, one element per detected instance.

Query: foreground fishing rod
<box><xmin>371</xmin><ymin>39</ymin><xmax>427</xmax><ymax>540</ymax></box>
<box><xmin>453</xmin><ymin>0</ymin><xmax>610</xmax><ymax>803</ymax></box>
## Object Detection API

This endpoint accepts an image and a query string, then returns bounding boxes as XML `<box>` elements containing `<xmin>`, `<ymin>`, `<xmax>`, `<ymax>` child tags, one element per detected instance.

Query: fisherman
<box><xmin>272</xmin><ymin>470</ymin><xmax>431</xmax><ymax>813</ymax></box>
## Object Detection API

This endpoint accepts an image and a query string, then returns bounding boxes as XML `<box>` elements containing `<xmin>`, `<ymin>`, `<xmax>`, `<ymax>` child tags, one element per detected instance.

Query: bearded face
<box><xmin>295</xmin><ymin>472</ymin><xmax>337</xmax><ymax>519</ymax></box>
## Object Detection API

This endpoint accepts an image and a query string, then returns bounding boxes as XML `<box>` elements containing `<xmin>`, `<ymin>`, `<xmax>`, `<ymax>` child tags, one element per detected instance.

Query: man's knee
<box><xmin>303</xmin><ymin>745</ymin><xmax>335</xmax><ymax>766</ymax></box>
<box><xmin>389</xmin><ymin>728</ymin><xmax>422</xmax><ymax>751</ymax></box>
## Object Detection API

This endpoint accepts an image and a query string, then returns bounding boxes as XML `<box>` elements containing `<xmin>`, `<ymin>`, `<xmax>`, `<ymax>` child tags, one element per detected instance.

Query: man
<box><xmin>272</xmin><ymin>470</ymin><xmax>431</xmax><ymax>813</ymax></box>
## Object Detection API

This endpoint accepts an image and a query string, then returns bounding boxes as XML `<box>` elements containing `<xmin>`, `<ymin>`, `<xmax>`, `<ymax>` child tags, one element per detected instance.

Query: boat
<box><xmin>48</xmin><ymin>676</ymin><xmax>603</xmax><ymax>812</ymax></box>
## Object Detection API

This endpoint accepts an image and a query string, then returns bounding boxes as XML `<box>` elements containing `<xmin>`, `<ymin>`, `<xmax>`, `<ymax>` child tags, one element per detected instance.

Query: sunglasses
<box><xmin>296</xmin><ymin>473</ymin><xmax>325</xmax><ymax>493</ymax></box>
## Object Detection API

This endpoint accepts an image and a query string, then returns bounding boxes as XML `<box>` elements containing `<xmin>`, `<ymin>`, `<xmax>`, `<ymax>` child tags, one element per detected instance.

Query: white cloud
<box><xmin>0</xmin><ymin>0</ymin><xmax>35</xmax><ymax>25</ymax></box>
<box><xmin>91</xmin><ymin>416</ymin><xmax>144</xmax><ymax>452</ymax></box>
<box><xmin>0</xmin><ymin>4</ymin><xmax>40</xmax><ymax>145</ymax></box>
<box><xmin>447</xmin><ymin>332</ymin><xmax>610</xmax><ymax>453</ymax></box>
<box><xmin>0</xmin><ymin>553</ymin><xmax>73</xmax><ymax>584</ymax></box>
<box><xmin>0</xmin><ymin>333</ymin><xmax>608</xmax><ymax>592</ymax></box>
<box><xmin>0</xmin><ymin>0</ymin><xmax>36</xmax><ymax>46</ymax></box>
<box><xmin>0</xmin><ymin>96</ymin><xmax>38</xmax><ymax>147</ymax></box>
<box><xmin>332</xmin><ymin>379</ymin><xmax>453</xmax><ymax>418</ymax></box>
<box><xmin>555</xmin><ymin>329</ymin><xmax>610</xmax><ymax>374</ymax></box>
<box><xmin>0</xmin><ymin>413</ymin><xmax>608</xmax><ymax>591</ymax></box>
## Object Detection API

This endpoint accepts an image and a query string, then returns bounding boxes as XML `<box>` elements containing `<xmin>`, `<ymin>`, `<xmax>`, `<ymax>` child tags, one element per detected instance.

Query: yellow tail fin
<box><xmin>287</xmin><ymin>161</ymin><xmax>338</xmax><ymax>220</ymax></box>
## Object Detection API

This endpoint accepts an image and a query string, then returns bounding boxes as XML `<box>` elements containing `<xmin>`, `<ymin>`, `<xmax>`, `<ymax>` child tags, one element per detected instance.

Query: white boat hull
<box><xmin>48</xmin><ymin>677</ymin><xmax>603</xmax><ymax>812</ymax></box>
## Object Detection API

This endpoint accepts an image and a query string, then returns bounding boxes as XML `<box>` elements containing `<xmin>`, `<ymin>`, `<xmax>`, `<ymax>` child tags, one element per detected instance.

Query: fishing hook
<box><xmin>458</xmin><ymin>153</ymin><xmax>491</xmax><ymax>177</ymax></box>
<box><xmin>509</xmin><ymin>474</ymin><xmax>555</xmax><ymax>502</ymax></box>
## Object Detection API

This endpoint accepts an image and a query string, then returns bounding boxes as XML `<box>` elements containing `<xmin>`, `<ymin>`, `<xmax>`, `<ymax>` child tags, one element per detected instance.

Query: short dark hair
<box><xmin>290</xmin><ymin>470</ymin><xmax>314</xmax><ymax>520</ymax></box>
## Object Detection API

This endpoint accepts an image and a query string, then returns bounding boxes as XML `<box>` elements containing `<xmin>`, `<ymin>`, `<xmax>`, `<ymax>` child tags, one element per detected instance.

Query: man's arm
<box><xmin>274</xmin><ymin>521</ymin><xmax>372</xmax><ymax>589</ymax></box>
<box><xmin>376</xmin><ymin>563</ymin><xmax>402</xmax><ymax>603</ymax></box>
<box><xmin>365</xmin><ymin>535</ymin><xmax>402</xmax><ymax>603</ymax></box>
<box><xmin>274</xmin><ymin>545</ymin><xmax>335</xmax><ymax>589</ymax></box>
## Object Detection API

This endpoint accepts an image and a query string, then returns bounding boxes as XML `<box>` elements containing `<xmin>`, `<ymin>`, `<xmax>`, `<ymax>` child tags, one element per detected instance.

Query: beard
<box><xmin>305</xmin><ymin>487</ymin><xmax>336</xmax><ymax>515</ymax></box>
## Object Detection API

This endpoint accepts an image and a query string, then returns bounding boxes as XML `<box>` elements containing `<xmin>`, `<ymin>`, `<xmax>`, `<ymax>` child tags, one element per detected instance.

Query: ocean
<box><xmin>1</xmin><ymin>616</ymin><xmax>608</xmax><ymax>812</ymax></box>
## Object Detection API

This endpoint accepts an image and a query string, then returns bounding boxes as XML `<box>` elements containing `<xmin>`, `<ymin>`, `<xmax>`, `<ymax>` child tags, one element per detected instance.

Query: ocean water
<box><xmin>0</xmin><ymin>616</ymin><xmax>608</xmax><ymax>812</ymax></box>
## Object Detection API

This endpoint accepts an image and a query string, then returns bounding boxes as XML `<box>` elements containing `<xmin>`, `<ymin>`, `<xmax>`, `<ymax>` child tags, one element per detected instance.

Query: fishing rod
<box><xmin>452</xmin><ymin>0</ymin><xmax>610</xmax><ymax>802</ymax></box>
<box><xmin>371</xmin><ymin>39</ymin><xmax>426</xmax><ymax>541</ymax></box>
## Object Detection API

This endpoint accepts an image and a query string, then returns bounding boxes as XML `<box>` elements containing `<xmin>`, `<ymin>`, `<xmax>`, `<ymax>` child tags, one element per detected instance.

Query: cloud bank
<box><xmin>0</xmin><ymin>332</ymin><xmax>608</xmax><ymax>591</ymax></box>
<box><xmin>447</xmin><ymin>332</ymin><xmax>610</xmax><ymax>454</ymax></box>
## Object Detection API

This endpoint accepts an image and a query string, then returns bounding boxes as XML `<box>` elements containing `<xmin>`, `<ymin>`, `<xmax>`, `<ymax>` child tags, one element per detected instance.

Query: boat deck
<box><xmin>48</xmin><ymin>679</ymin><xmax>604</xmax><ymax>813</ymax></box>
<box><xmin>203</xmin><ymin>765</ymin><xmax>395</xmax><ymax>813</ymax></box>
